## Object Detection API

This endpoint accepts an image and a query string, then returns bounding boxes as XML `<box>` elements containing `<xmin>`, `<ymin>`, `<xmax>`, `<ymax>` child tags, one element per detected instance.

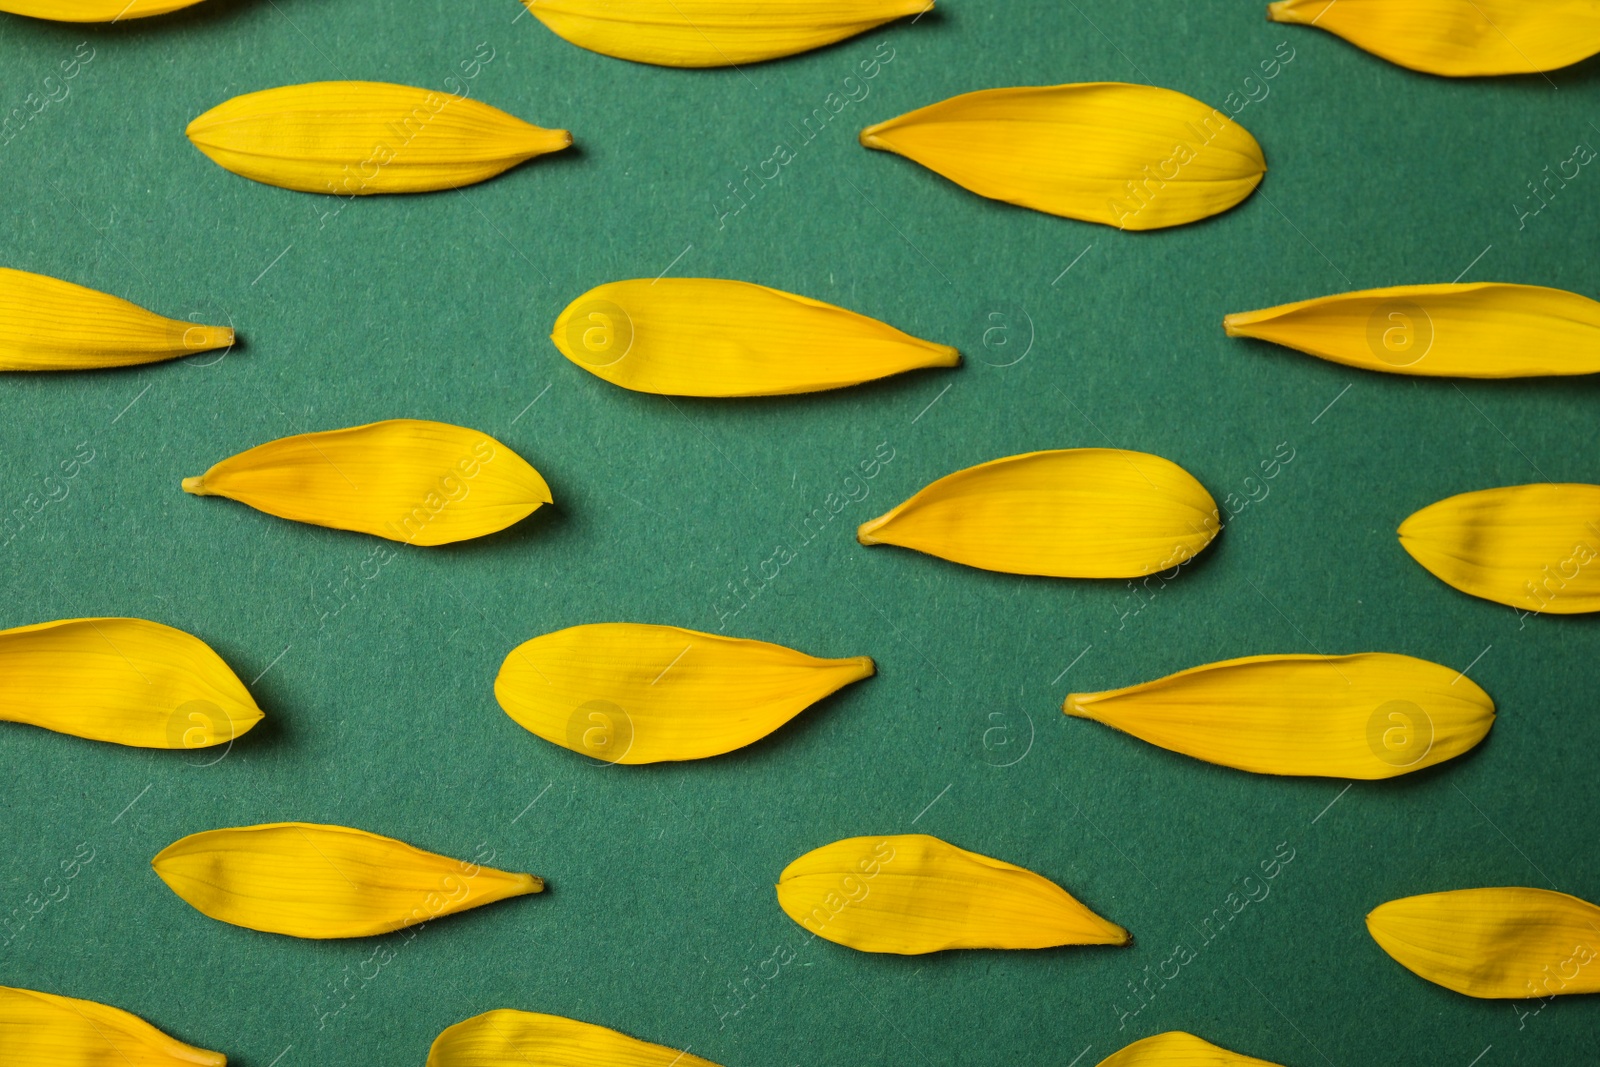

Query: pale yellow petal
<box><xmin>1367</xmin><ymin>887</ymin><xmax>1600</xmax><ymax>998</ymax></box>
<box><xmin>776</xmin><ymin>834</ymin><xmax>1128</xmax><ymax>954</ymax></box>
<box><xmin>0</xmin><ymin>0</ymin><xmax>202</xmax><ymax>20</ymax></box>
<box><xmin>0</xmin><ymin>268</ymin><xmax>231</xmax><ymax>371</ymax></box>
<box><xmin>182</xmin><ymin>419</ymin><xmax>551</xmax><ymax>546</ymax></box>
<box><xmin>0</xmin><ymin>986</ymin><xmax>224</xmax><ymax>1067</ymax></box>
<box><xmin>186</xmin><ymin>82</ymin><xmax>571</xmax><ymax>195</ymax></box>
<box><xmin>1065</xmin><ymin>653</ymin><xmax>1494</xmax><ymax>779</ymax></box>
<box><xmin>857</xmin><ymin>449</ymin><xmax>1218</xmax><ymax>578</ymax></box>
<box><xmin>152</xmin><ymin>823</ymin><xmax>542</xmax><ymax>939</ymax></box>
<box><xmin>428</xmin><ymin>1010</ymin><xmax>724</xmax><ymax>1067</ymax></box>
<box><xmin>551</xmin><ymin>278</ymin><xmax>957</xmax><ymax>396</ymax></box>
<box><xmin>521</xmin><ymin>0</ymin><xmax>927</xmax><ymax>67</ymax></box>
<box><xmin>1399</xmin><ymin>484</ymin><xmax>1600</xmax><ymax>613</ymax></box>
<box><xmin>860</xmin><ymin>83</ymin><xmax>1265</xmax><ymax>230</ymax></box>
<box><xmin>1224</xmin><ymin>283</ymin><xmax>1600</xmax><ymax>377</ymax></box>
<box><xmin>1269</xmin><ymin>0</ymin><xmax>1600</xmax><ymax>76</ymax></box>
<box><xmin>1096</xmin><ymin>1031</ymin><xmax>1286</xmax><ymax>1067</ymax></box>
<box><xmin>495</xmin><ymin>623</ymin><xmax>873</xmax><ymax>763</ymax></box>
<box><xmin>0</xmin><ymin>617</ymin><xmax>261</xmax><ymax>749</ymax></box>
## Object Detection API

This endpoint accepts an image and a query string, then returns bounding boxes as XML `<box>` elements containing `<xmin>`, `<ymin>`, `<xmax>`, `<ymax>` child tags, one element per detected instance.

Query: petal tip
<box><xmin>181</xmin><ymin>475</ymin><xmax>209</xmax><ymax>495</ymax></box>
<box><xmin>857</xmin><ymin>513</ymin><xmax>889</xmax><ymax>544</ymax></box>
<box><xmin>859</xmin><ymin>123</ymin><xmax>891</xmax><ymax>150</ymax></box>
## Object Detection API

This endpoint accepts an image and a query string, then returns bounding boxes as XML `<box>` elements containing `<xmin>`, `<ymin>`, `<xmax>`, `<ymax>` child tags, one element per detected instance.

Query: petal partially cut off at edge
<box><xmin>1268</xmin><ymin>0</ymin><xmax>1600</xmax><ymax>76</ymax></box>
<box><xmin>858</xmin><ymin>449</ymin><xmax>1219</xmax><ymax>578</ymax></box>
<box><xmin>859</xmin><ymin>83</ymin><xmax>1265</xmax><ymax>230</ymax></box>
<box><xmin>495</xmin><ymin>623</ymin><xmax>874</xmax><ymax>763</ymax></box>
<box><xmin>0</xmin><ymin>0</ymin><xmax>203</xmax><ymax>19</ymax></box>
<box><xmin>152</xmin><ymin>823</ymin><xmax>543</xmax><ymax>939</ymax></box>
<box><xmin>1224</xmin><ymin>283</ymin><xmax>1600</xmax><ymax>377</ymax></box>
<box><xmin>1065</xmin><ymin>652</ymin><xmax>1494</xmax><ymax>779</ymax></box>
<box><xmin>0</xmin><ymin>268</ymin><xmax>232</xmax><ymax>371</ymax></box>
<box><xmin>551</xmin><ymin>278</ymin><xmax>958</xmax><ymax>396</ymax></box>
<box><xmin>1366</xmin><ymin>887</ymin><xmax>1600</xmax><ymax>998</ymax></box>
<box><xmin>186</xmin><ymin>82</ymin><xmax>571</xmax><ymax>195</ymax></box>
<box><xmin>183</xmin><ymin>419</ymin><xmax>551</xmax><ymax>546</ymax></box>
<box><xmin>1096</xmin><ymin>1031</ymin><xmax>1287</xmax><ymax>1067</ymax></box>
<box><xmin>0</xmin><ymin>986</ymin><xmax>225</xmax><ymax>1067</ymax></box>
<box><xmin>1399</xmin><ymin>484</ymin><xmax>1600</xmax><ymax>613</ymax></box>
<box><xmin>0</xmin><ymin>617</ymin><xmax>262</xmax><ymax>749</ymax></box>
<box><xmin>521</xmin><ymin>0</ymin><xmax>928</xmax><ymax>67</ymax></box>
<box><xmin>428</xmin><ymin>1010</ymin><xmax>725</xmax><ymax>1067</ymax></box>
<box><xmin>776</xmin><ymin>834</ymin><xmax>1129</xmax><ymax>954</ymax></box>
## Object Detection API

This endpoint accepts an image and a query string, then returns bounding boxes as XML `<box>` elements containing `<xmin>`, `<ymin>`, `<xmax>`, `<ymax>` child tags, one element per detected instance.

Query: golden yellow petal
<box><xmin>1367</xmin><ymin>887</ymin><xmax>1600</xmax><ymax>998</ymax></box>
<box><xmin>1224</xmin><ymin>283</ymin><xmax>1600</xmax><ymax>378</ymax></box>
<box><xmin>521</xmin><ymin>0</ymin><xmax>927</xmax><ymax>67</ymax></box>
<box><xmin>860</xmin><ymin>83</ymin><xmax>1265</xmax><ymax>229</ymax></box>
<box><xmin>1096</xmin><ymin>1031</ymin><xmax>1286</xmax><ymax>1067</ymax></box>
<box><xmin>427</xmin><ymin>1010</ymin><xmax>724</xmax><ymax>1067</ymax></box>
<box><xmin>152</xmin><ymin>823</ymin><xmax>542</xmax><ymax>939</ymax></box>
<box><xmin>0</xmin><ymin>985</ymin><xmax>224</xmax><ymax>1067</ymax></box>
<box><xmin>0</xmin><ymin>0</ymin><xmax>202</xmax><ymax>20</ymax></box>
<box><xmin>0</xmin><ymin>617</ymin><xmax>261</xmax><ymax>749</ymax></box>
<box><xmin>776</xmin><ymin>834</ymin><xmax>1128</xmax><ymax>954</ymax></box>
<box><xmin>1269</xmin><ymin>0</ymin><xmax>1600</xmax><ymax>76</ymax></box>
<box><xmin>858</xmin><ymin>449</ymin><xmax>1218</xmax><ymax>578</ymax></box>
<box><xmin>1065</xmin><ymin>653</ymin><xmax>1494</xmax><ymax>779</ymax></box>
<box><xmin>182</xmin><ymin>419</ymin><xmax>550</xmax><ymax>546</ymax></box>
<box><xmin>551</xmin><ymin>278</ymin><xmax>958</xmax><ymax>396</ymax></box>
<box><xmin>1399</xmin><ymin>484</ymin><xmax>1600</xmax><ymax>613</ymax></box>
<box><xmin>186</xmin><ymin>82</ymin><xmax>571</xmax><ymax>195</ymax></box>
<box><xmin>495</xmin><ymin>623</ymin><xmax>873</xmax><ymax>764</ymax></box>
<box><xmin>0</xmin><ymin>268</ymin><xmax>231</xmax><ymax>371</ymax></box>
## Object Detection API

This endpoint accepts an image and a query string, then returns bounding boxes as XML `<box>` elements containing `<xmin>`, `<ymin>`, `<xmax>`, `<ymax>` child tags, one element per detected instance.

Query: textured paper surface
<box><xmin>1</xmin><ymin>1</ymin><xmax>1598</xmax><ymax>1064</ymax></box>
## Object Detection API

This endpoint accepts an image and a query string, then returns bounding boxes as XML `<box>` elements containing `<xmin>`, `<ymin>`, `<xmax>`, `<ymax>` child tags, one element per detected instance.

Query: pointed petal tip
<box><xmin>186</xmin><ymin>325</ymin><xmax>233</xmax><ymax>350</ymax></box>
<box><xmin>850</xmin><ymin>655</ymin><xmax>877</xmax><ymax>680</ymax></box>
<box><xmin>1222</xmin><ymin>312</ymin><xmax>1250</xmax><ymax>337</ymax></box>
<box><xmin>522</xmin><ymin>873</ymin><xmax>546</xmax><ymax>893</ymax></box>
<box><xmin>859</xmin><ymin>123</ymin><xmax>891</xmax><ymax>150</ymax></box>
<box><xmin>1062</xmin><ymin>693</ymin><xmax>1090</xmax><ymax>718</ymax></box>
<box><xmin>856</xmin><ymin>513</ymin><xmax>889</xmax><ymax>544</ymax></box>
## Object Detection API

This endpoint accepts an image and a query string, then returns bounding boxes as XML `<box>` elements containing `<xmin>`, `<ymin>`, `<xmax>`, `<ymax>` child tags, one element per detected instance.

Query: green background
<box><xmin>2</xmin><ymin>0</ymin><xmax>1598</xmax><ymax>1064</ymax></box>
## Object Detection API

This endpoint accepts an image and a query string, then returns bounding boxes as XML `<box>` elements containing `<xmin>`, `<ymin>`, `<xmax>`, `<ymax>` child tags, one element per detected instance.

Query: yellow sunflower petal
<box><xmin>859</xmin><ymin>83</ymin><xmax>1265</xmax><ymax>230</ymax></box>
<box><xmin>495</xmin><ymin>623</ymin><xmax>873</xmax><ymax>764</ymax></box>
<box><xmin>1367</xmin><ymin>887</ymin><xmax>1600</xmax><ymax>998</ymax></box>
<box><xmin>0</xmin><ymin>617</ymin><xmax>262</xmax><ymax>749</ymax></box>
<box><xmin>1065</xmin><ymin>653</ymin><xmax>1494</xmax><ymax>779</ymax></box>
<box><xmin>520</xmin><ymin>0</ymin><xmax>927</xmax><ymax>67</ymax></box>
<box><xmin>182</xmin><ymin>419</ymin><xmax>550</xmax><ymax>546</ymax></box>
<box><xmin>551</xmin><ymin>278</ymin><xmax>957</xmax><ymax>396</ymax></box>
<box><xmin>0</xmin><ymin>0</ymin><xmax>202</xmax><ymax>20</ymax></box>
<box><xmin>857</xmin><ymin>449</ymin><xmax>1218</xmax><ymax>578</ymax></box>
<box><xmin>152</xmin><ymin>823</ymin><xmax>542</xmax><ymax>939</ymax></box>
<box><xmin>186</xmin><ymin>82</ymin><xmax>571</xmax><ymax>195</ymax></box>
<box><xmin>0</xmin><ymin>986</ymin><xmax>224</xmax><ymax>1067</ymax></box>
<box><xmin>1268</xmin><ymin>0</ymin><xmax>1600</xmax><ymax>77</ymax></box>
<box><xmin>1399</xmin><ymin>484</ymin><xmax>1600</xmax><ymax>613</ymax></box>
<box><xmin>427</xmin><ymin>1010</ymin><xmax>723</xmax><ymax>1067</ymax></box>
<box><xmin>776</xmin><ymin>833</ymin><xmax>1128</xmax><ymax>954</ymax></box>
<box><xmin>0</xmin><ymin>268</ymin><xmax>231</xmax><ymax>371</ymax></box>
<box><xmin>1096</xmin><ymin>1032</ymin><xmax>1286</xmax><ymax>1067</ymax></box>
<box><xmin>1224</xmin><ymin>283</ymin><xmax>1600</xmax><ymax>378</ymax></box>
